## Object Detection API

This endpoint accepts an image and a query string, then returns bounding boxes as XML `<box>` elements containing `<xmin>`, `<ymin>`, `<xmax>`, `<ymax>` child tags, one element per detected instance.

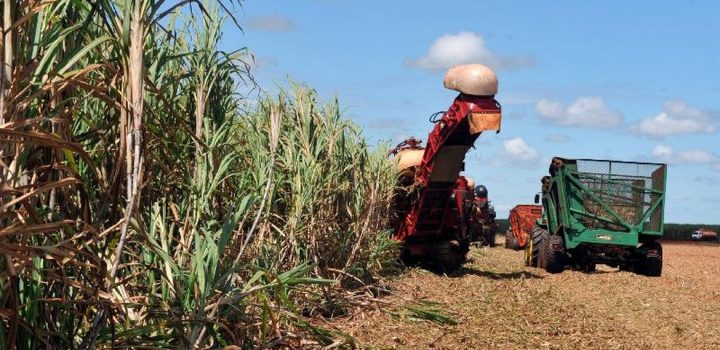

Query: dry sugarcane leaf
<box><xmin>0</xmin><ymin>129</ymin><xmax>106</xmax><ymax>191</ymax></box>
<box><xmin>0</xmin><ymin>220</ymin><xmax>76</xmax><ymax>237</ymax></box>
<box><xmin>0</xmin><ymin>178</ymin><xmax>81</xmax><ymax>212</ymax></box>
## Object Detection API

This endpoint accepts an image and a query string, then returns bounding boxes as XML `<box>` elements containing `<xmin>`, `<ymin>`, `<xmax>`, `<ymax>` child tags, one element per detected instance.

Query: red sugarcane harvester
<box><xmin>388</xmin><ymin>64</ymin><xmax>502</xmax><ymax>270</ymax></box>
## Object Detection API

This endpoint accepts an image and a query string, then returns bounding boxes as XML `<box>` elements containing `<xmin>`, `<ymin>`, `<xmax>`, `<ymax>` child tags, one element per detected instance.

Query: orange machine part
<box><xmin>509</xmin><ymin>204</ymin><xmax>543</xmax><ymax>247</ymax></box>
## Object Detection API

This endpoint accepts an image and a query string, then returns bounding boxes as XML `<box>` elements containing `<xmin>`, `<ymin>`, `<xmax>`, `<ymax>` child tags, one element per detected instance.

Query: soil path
<box><xmin>328</xmin><ymin>240</ymin><xmax>720</xmax><ymax>349</ymax></box>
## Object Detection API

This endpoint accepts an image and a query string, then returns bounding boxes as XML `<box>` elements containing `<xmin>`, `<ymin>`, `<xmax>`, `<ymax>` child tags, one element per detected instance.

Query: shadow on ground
<box><xmin>448</xmin><ymin>266</ymin><xmax>544</xmax><ymax>279</ymax></box>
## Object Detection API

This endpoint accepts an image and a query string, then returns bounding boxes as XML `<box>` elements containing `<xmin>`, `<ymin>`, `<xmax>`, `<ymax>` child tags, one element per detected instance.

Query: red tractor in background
<box><xmin>389</xmin><ymin>64</ymin><xmax>502</xmax><ymax>270</ymax></box>
<box><xmin>691</xmin><ymin>228</ymin><xmax>718</xmax><ymax>241</ymax></box>
<box><xmin>504</xmin><ymin>204</ymin><xmax>543</xmax><ymax>250</ymax></box>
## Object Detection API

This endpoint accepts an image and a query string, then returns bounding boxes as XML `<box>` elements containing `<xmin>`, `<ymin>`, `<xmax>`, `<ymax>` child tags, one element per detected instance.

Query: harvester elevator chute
<box><xmin>389</xmin><ymin>64</ymin><xmax>502</xmax><ymax>270</ymax></box>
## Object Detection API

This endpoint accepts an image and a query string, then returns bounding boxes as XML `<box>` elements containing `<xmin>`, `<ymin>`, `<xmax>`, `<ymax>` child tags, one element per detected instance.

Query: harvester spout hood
<box><xmin>443</xmin><ymin>64</ymin><xmax>498</xmax><ymax>96</ymax></box>
<box><xmin>444</xmin><ymin>64</ymin><xmax>502</xmax><ymax>134</ymax></box>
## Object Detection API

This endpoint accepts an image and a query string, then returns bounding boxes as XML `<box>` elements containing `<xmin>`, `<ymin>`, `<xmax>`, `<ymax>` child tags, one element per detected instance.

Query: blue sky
<box><xmin>228</xmin><ymin>0</ymin><xmax>720</xmax><ymax>224</ymax></box>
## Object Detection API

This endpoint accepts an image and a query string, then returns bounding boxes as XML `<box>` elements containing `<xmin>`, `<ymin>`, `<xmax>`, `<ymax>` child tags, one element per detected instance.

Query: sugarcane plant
<box><xmin>0</xmin><ymin>0</ymin><xmax>397</xmax><ymax>348</ymax></box>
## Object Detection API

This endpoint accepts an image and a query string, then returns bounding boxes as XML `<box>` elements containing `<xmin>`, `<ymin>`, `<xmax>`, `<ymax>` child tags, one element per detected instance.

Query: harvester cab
<box><xmin>389</xmin><ymin>64</ymin><xmax>502</xmax><ymax>270</ymax></box>
<box><xmin>468</xmin><ymin>184</ymin><xmax>498</xmax><ymax>246</ymax></box>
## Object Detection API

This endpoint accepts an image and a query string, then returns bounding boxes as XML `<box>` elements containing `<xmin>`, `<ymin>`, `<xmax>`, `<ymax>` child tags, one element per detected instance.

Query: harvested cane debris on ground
<box><xmin>323</xmin><ymin>239</ymin><xmax>720</xmax><ymax>349</ymax></box>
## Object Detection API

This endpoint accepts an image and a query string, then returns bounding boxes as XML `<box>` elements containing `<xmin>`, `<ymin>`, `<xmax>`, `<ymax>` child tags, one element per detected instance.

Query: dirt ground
<box><xmin>325</xmin><ymin>239</ymin><xmax>720</xmax><ymax>349</ymax></box>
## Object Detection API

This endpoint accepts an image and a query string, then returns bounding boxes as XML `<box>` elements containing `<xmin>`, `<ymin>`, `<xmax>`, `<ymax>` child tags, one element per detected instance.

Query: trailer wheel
<box><xmin>541</xmin><ymin>233</ymin><xmax>565</xmax><ymax>274</ymax></box>
<box><xmin>505</xmin><ymin>229</ymin><xmax>520</xmax><ymax>250</ymax></box>
<box><xmin>526</xmin><ymin>225</ymin><xmax>545</xmax><ymax>267</ymax></box>
<box><xmin>636</xmin><ymin>241</ymin><xmax>662</xmax><ymax>277</ymax></box>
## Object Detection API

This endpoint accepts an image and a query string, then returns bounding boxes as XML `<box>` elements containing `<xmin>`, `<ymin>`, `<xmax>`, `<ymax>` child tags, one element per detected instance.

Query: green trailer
<box><xmin>526</xmin><ymin>157</ymin><xmax>667</xmax><ymax>276</ymax></box>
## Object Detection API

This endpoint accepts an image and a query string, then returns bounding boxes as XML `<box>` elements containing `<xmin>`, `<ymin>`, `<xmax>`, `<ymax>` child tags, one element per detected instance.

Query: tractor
<box><xmin>691</xmin><ymin>228</ymin><xmax>718</xmax><ymax>241</ymax></box>
<box><xmin>527</xmin><ymin>157</ymin><xmax>667</xmax><ymax>276</ymax></box>
<box><xmin>389</xmin><ymin>64</ymin><xmax>502</xmax><ymax>270</ymax></box>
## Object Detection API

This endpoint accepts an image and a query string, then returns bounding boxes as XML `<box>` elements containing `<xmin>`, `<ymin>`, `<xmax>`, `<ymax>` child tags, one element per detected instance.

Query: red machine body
<box><xmin>505</xmin><ymin>204</ymin><xmax>543</xmax><ymax>250</ymax></box>
<box><xmin>390</xmin><ymin>94</ymin><xmax>501</xmax><ymax>268</ymax></box>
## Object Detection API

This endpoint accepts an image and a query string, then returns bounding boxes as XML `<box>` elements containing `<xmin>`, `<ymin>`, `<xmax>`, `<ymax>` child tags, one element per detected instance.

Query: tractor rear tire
<box><xmin>433</xmin><ymin>240</ymin><xmax>466</xmax><ymax>271</ymax></box>
<box><xmin>505</xmin><ymin>229</ymin><xmax>520</xmax><ymax>250</ymax></box>
<box><xmin>636</xmin><ymin>241</ymin><xmax>662</xmax><ymax>277</ymax></box>
<box><xmin>540</xmin><ymin>232</ymin><xmax>565</xmax><ymax>274</ymax></box>
<box><xmin>526</xmin><ymin>225</ymin><xmax>545</xmax><ymax>267</ymax></box>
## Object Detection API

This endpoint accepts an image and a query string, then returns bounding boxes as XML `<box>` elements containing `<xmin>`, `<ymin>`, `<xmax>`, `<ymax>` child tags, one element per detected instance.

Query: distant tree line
<box><xmin>494</xmin><ymin>219</ymin><xmax>719</xmax><ymax>241</ymax></box>
<box><xmin>496</xmin><ymin>219</ymin><xmax>510</xmax><ymax>234</ymax></box>
<box><xmin>663</xmin><ymin>223</ymin><xmax>720</xmax><ymax>241</ymax></box>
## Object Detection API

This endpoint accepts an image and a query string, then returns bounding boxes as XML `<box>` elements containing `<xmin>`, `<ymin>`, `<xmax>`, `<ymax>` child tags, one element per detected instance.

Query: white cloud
<box><xmin>678</xmin><ymin>149</ymin><xmax>718</xmax><ymax>163</ymax></box>
<box><xmin>245</xmin><ymin>15</ymin><xmax>297</xmax><ymax>31</ymax></box>
<box><xmin>631</xmin><ymin>100</ymin><xmax>716</xmax><ymax>137</ymax></box>
<box><xmin>651</xmin><ymin>144</ymin><xmax>720</xmax><ymax>166</ymax></box>
<box><xmin>503</xmin><ymin>137</ymin><xmax>539</xmax><ymax>160</ymax></box>
<box><xmin>543</xmin><ymin>134</ymin><xmax>572</xmax><ymax>143</ymax></box>
<box><xmin>650</xmin><ymin>144</ymin><xmax>673</xmax><ymax>159</ymax></box>
<box><xmin>492</xmin><ymin>137</ymin><xmax>543</xmax><ymax>168</ymax></box>
<box><xmin>408</xmin><ymin>32</ymin><xmax>534</xmax><ymax>71</ymax></box>
<box><xmin>535</xmin><ymin>96</ymin><xmax>623</xmax><ymax>129</ymax></box>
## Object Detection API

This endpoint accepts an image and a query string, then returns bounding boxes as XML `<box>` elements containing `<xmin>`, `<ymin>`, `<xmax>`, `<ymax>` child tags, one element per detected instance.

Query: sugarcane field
<box><xmin>2</xmin><ymin>1</ymin><xmax>720</xmax><ymax>349</ymax></box>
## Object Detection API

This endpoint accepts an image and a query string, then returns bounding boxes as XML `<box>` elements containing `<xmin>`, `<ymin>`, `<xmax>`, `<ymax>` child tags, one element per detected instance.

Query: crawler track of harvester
<box><xmin>390</xmin><ymin>64</ymin><xmax>502</xmax><ymax>270</ymax></box>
